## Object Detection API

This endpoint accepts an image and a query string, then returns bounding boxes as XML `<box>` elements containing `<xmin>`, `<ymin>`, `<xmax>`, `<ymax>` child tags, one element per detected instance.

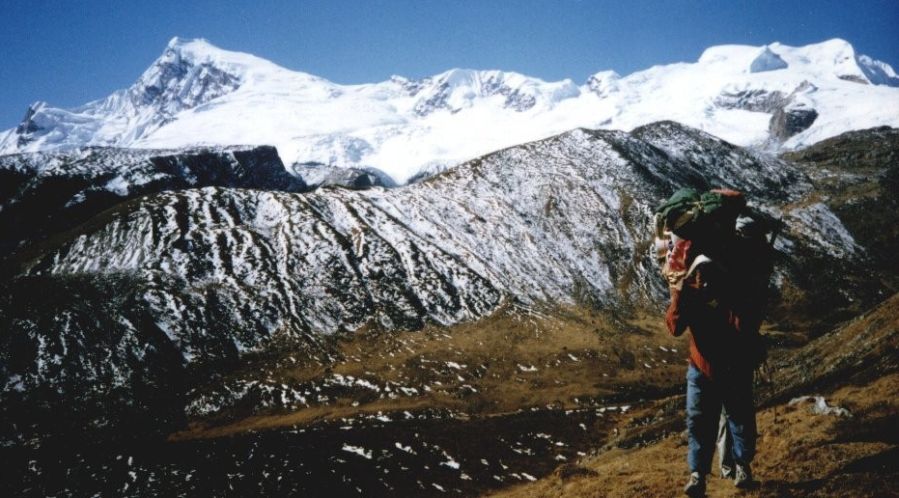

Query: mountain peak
<box><xmin>699</xmin><ymin>38</ymin><xmax>856</xmax><ymax>64</ymax></box>
<box><xmin>156</xmin><ymin>37</ymin><xmax>251</xmax><ymax>67</ymax></box>
<box><xmin>586</xmin><ymin>70</ymin><xmax>620</xmax><ymax>97</ymax></box>
<box><xmin>695</xmin><ymin>38</ymin><xmax>899</xmax><ymax>86</ymax></box>
<box><xmin>166</xmin><ymin>36</ymin><xmax>199</xmax><ymax>49</ymax></box>
<box><xmin>162</xmin><ymin>37</ymin><xmax>219</xmax><ymax>61</ymax></box>
<box><xmin>804</xmin><ymin>37</ymin><xmax>855</xmax><ymax>55</ymax></box>
<box><xmin>794</xmin><ymin>38</ymin><xmax>857</xmax><ymax>67</ymax></box>
<box><xmin>166</xmin><ymin>36</ymin><xmax>188</xmax><ymax>49</ymax></box>
<box><xmin>793</xmin><ymin>38</ymin><xmax>899</xmax><ymax>86</ymax></box>
<box><xmin>120</xmin><ymin>37</ymin><xmax>276</xmax><ymax>121</ymax></box>
<box><xmin>409</xmin><ymin>68</ymin><xmax>579</xmax><ymax>116</ymax></box>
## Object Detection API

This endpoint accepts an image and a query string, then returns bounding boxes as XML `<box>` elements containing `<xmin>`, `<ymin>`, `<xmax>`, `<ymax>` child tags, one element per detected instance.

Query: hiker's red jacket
<box><xmin>664</xmin><ymin>239</ymin><xmax>758</xmax><ymax>379</ymax></box>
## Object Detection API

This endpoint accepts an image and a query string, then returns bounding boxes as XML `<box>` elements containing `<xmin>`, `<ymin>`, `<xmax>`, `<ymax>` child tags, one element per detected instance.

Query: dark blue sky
<box><xmin>1</xmin><ymin>0</ymin><xmax>897</xmax><ymax>129</ymax></box>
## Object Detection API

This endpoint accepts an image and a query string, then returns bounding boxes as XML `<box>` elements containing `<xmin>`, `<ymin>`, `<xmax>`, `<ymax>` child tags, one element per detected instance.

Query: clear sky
<box><xmin>1</xmin><ymin>0</ymin><xmax>897</xmax><ymax>129</ymax></box>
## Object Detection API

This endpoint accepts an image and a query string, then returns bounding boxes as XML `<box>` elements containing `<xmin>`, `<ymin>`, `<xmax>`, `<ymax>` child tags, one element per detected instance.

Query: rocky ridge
<box><xmin>0</xmin><ymin>145</ymin><xmax>306</xmax><ymax>262</ymax></box>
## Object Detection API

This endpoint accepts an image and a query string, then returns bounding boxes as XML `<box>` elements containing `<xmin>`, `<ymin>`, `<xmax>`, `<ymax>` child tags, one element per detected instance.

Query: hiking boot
<box><xmin>720</xmin><ymin>463</ymin><xmax>735</xmax><ymax>479</ymax></box>
<box><xmin>734</xmin><ymin>463</ymin><xmax>754</xmax><ymax>488</ymax></box>
<box><xmin>684</xmin><ymin>472</ymin><xmax>706</xmax><ymax>497</ymax></box>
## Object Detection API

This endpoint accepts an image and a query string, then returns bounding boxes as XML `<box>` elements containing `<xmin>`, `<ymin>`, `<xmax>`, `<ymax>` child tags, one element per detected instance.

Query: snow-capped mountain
<box><xmin>1</xmin><ymin>37</ymin><xmax>897</xmax><ymax>183</ymax></box>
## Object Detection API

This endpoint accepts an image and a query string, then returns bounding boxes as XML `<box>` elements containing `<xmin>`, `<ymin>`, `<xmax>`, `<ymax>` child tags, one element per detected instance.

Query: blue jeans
<box><xmin>686</xmin><ymin>364</ymin><xmax>756</xmax><ymax>474</ymax></box>
<box><xmin>718</xmin><ymin>410</ymin><xmax>735</xmax><ymax>471</ymax></box>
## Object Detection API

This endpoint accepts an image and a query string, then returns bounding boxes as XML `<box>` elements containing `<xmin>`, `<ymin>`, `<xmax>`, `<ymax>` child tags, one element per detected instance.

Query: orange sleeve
<box><xmin>666</xmin><ymin>287</ymin><xmax>689</xmax><ymax>337</ymax></box>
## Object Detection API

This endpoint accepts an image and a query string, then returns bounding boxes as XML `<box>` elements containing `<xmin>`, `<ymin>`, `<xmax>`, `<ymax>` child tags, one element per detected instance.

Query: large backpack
<box><xmin>654</xmin><ymin>187</ymin><xmax>751</xmax><ymax>289</ymax></box>
<box><xmin>655</xmin><ymin>188</ymin><xmax>781</xmax><ymax>366</ymax></box>
<box><xmin>728</xmin><ymin>208</ymin><xmax>781</xmax><ymax>332</ymax></box>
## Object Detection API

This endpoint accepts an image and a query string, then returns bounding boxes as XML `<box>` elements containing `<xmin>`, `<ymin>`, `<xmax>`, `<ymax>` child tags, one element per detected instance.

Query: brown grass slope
<box><xmin>172</xmin><ymin>304</ymin><xmax>687</xmax><ymax>440</ymax></box>
<box><xmin>487</xmin><ymin>293</ymin><xmax>899</xmax><ymax>498</ymax></box>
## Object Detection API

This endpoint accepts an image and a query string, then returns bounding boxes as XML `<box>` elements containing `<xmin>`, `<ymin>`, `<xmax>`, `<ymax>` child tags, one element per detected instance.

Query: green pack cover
<box><xmin>655</xmin><ymin>188</ymin><xmax>745</xmax><ymax>238</ymax></box>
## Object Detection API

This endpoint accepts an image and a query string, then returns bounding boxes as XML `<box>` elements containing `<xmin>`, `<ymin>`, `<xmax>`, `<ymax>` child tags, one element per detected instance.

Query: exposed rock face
<box><xmin>132</xmin><ymin>39</ymin><xmax>242</xmax><ymax>115</ymax></box>
<box><xmin>389</xmin><ymin>75</ymin><xmax>428</xmax><ymax>96</ymax></box>
<box><xmin>761</xmin><ymin>81</ymin><xmax>820</xmax><ymax>143</ymax></box>
<box><xmin>290</xmin><ymin>162</ymin><xmax>397</xmax><ymax>189</ymax></box>
<box><xmin>770</xmin><ymin>106</ymin><xmax>819</xmax><ymax>142</ymax></box>
<box><xmin>716</xmin><ymin>80</ymin><xmax>822</xmax><ymax>144</ymax></box>
<box><xmin>586</xmin><ymin>71</ymin><xmax>620</xmax><ymax>98</ymax></box>
<box><xmin>838</xmin><ymin>74</ymin><xmax>869</xmax><ymax>84</ymax></box>
<box><xmin>714</xmin><ymin>89</ymin><xmax>786</xmax><ymax>113</ymax></box>
<box><xmin>14</xmin><ymin>104</ymin><xmax>41</xmax><ymax>137</ymax></box>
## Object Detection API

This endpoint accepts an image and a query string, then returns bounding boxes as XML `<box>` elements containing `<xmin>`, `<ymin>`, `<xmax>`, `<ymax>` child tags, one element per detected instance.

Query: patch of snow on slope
<box><xmin>786</xmin><ymin>202</ymin><xmax>859</xmax><ymax>258</ymax></box>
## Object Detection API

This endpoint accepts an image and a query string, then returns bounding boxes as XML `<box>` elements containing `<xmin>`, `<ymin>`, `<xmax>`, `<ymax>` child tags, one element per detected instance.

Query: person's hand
<box><xmin>663</xmin><ymin>238</ymin><xmax>691</xmax><ymax>291</ymax></box>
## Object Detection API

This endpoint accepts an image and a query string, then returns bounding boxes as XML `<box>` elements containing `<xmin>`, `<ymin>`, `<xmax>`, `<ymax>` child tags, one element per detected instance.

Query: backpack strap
<box><xmin>686</xmin><ymin>254</ymin><xmax>713</xmax><ymax>277</ymax></box>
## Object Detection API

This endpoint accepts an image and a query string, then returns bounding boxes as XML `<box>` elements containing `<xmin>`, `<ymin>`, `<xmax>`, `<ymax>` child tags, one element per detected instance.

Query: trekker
<box><xmin>654</xmin><ymin>188</ymin><xmax>773</xmax><ymax>497</ymax></box>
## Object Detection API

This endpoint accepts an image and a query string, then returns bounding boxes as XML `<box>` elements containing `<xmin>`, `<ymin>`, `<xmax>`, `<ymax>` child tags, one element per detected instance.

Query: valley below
<box><xmin>5</xmin><ymin>297</ymin><xmax>897</xmax><ymax>497</ymax></box>
<box><xmin>5</xmin><ymin>305</ymin><xmax>675</xmax><ymax>496</ymax></box>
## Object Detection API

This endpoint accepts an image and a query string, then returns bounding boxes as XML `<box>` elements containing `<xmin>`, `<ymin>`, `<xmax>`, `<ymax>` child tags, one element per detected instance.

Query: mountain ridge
<box><xmin>1</xmin><ymin>121</ymin><xmax>872</xmax><ymax>444</ymax></box>
<box><xmin>2</xmin><ymin>37</ymin><xmax>897</xmax><ymax>183</ymax></box>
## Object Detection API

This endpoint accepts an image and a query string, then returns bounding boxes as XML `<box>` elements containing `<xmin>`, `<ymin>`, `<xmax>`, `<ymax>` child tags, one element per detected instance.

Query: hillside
<box><xmin>0</xmin><ymin>121</ymin><xmax>855</xmax><ymax>443</ymax></box>
<box><xmin>783</xmin><ymin>126</ymin><xmax>899</xmax><ymax>293</ymax></box>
